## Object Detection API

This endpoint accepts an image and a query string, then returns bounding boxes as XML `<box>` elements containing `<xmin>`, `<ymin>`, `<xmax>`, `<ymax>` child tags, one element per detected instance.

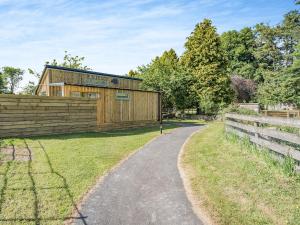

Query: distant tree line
<box><xmin>129</xmin><ymin>8</ymin><xmax>300</xmax><ymax>114</ymax></box>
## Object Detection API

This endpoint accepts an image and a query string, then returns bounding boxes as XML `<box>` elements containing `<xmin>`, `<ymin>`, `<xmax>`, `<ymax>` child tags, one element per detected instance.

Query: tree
<box><xmin>21</xmin><ymin>68</ymin><xmax>43</xmax><ymax>95</ymax></box>
<box><xmin>0</xmin><ymin>72</ymin><xmax>6</xmax><ymax>94</ymax></box>
<box><xmin>128</xmin><ymin>70</ymin><xmax>139</xmax><ymax>77</ymax></box>
<box><xmin>181</xmin><ymin>19</ymin><xmax>233</xmax><ymax>114</ymax></box>
<box><xmin>46</xmin><ymin>51</ymin><xmax>91</xmax><ymax>70</ymax></box>
<box><xmin>257</xmin><ymin>43</ymin><xmax>300</xmax><ymax>107</ymax></box>
<box><xmin>255</xmin><ymin>11</ymin><xmax>300</xmax><ymax>107</ymax></box>
<box><xmin>132</xmin><ymin>49</ymin><xmax>195</xmax><ymax>112</ymax></box>
<box><xmin>1</xmin><ymin>67</ymin><xmax>24</xmax><ymax>94</ymax></box>
<box><xmin>257</xmin><ymin>70</ymin><xmax>299</xmax><ymax>107</ymax></box>
<box><xmin>254</xmin><ymin>23</ymin><xmax>283</xmax><ymax>74</ymax></box>
<box><xmin>28</xmin><ymin>68</ymin><xmax>41</xmax><ymax>80</ymax></box>
<box><xmin>221</xmin><ymin>27</ymin><xmax>258</xmax><ymax>80</ymax></box>
<box><xmin>21</xmin><ymin>81</ymin><xmax>36</xmax><ymax>95</ymax></box>
<box><xmin>279</xmin><ymin>10</ymin><xmax>300</xmax><ymax>67</ymax></box>
<box><xmin>23</xmin><ymin>52</ymin><xmax>91</xmax><ymax>95</ymax></box>
<box><xmin>231</xmin><ymin>76</ymin><xmax>257</xmax><ymax>103</ymax></box>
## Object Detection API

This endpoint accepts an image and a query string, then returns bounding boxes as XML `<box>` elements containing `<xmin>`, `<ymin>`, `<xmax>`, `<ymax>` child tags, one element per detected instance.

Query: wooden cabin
<box><xmin>35</xmin><ymin>65</ymin><xmax>161</xmax><ymax>127</ymax></box>
<box><xmin>36</xmin><ymin>65</ymin><xmax>144</xmax><ymax>97</ymax></box>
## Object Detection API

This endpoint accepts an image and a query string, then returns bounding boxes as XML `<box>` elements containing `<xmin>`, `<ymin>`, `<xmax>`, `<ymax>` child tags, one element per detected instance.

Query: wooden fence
<box><xmin>261</xmin><ymin>110</ymin><xmax>300</xmax><ymax>118</ymax></box>
<box><xmin>225</xmin><ymin>113</ymin><xmax>300</xmax><ymax>169</ymax></box>
<box><xmin>0</xmin><ymin>92</ymin><xmax>159</xmax><ymax>137</ymax></box>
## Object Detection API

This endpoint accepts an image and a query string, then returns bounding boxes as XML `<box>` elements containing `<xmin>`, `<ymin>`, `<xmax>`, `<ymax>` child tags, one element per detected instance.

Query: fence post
<box><xmin>254</xmin><ymin>121</ymin><xmax>259</xmax><ymax>139</ymax></box>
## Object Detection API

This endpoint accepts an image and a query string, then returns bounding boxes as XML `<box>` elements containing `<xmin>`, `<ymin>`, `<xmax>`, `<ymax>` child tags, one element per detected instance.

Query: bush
<box><xmin>220</xmin><ymin>104</ymin><xmax>260</xmax><ymax>116</ymax></box>
<box><xmin>231</xmin><ymin>75</ymin><xmax>257</xmax><ymax>103</ymax></box>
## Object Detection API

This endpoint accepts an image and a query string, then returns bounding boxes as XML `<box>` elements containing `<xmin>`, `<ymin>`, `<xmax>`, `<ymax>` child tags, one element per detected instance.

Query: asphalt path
<box><xmin>75</xmin><ymin>124</ymin><xmax>204</xmax><ymax>225</ymax></box>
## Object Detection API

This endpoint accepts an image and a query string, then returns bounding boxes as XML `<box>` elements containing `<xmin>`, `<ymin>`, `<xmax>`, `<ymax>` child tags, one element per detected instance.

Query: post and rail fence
<box><xmin>261</xmin><ymin>110</ymin><xmax>300</xmax><ymax>118</ymax></box>
<box><xmin>225</xmin><ymin>113</ymin><xmax>300</xmax><ymax>171</ymax></box>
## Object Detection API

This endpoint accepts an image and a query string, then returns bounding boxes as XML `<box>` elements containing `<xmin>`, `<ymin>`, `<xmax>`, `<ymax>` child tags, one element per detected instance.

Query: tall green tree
<box><xmin>256</xmin><ymin>10</ymin><xmax>300</xmax><ymax>107</ymax></box>
<box><xmin>279</xmin><ymin>10</ymin><xmax>300</xmax><ymax>67</ymax></box>
<box><xmin>181</xmin><ymin>19</ymin><xmax>233</xmax><ymax>114</ymax></box>
<box><xmin>132</xmin><ymin>49</ymin><xmax>195</xmax><ymax>111</ymax></box>
<box><xmin>1</xmin><ymin>67</ymin><xmax>24</xmax><ymax>94</ymax></box>
<box><xmin>257</xmin><ymin>43</ymin><xmax>300</xmax><ymax>107</ymax></box>
<box><xmin>221</xmin><ymin>27</ymin><xmax>258</xmax><ymax>80</ymax></box>
<box><xmin>254</xmin><ymin>23</ymin><xmax>282</xmax><ymax>75</ymax></box>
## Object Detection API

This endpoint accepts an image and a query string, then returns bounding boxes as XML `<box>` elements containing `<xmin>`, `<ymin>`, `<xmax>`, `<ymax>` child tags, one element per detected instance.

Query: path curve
<box><xmin>74</xmin><ymin>125</ymin><xmax>204</xmax><ymax>225</ymax></box>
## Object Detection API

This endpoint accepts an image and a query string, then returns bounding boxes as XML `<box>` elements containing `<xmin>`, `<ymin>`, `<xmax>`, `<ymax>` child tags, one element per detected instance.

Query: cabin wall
<box><xmin>37</xmin><ymin>70</ymin><xmax>50</xmax><ymax>96</ymax></box>
<box><xmin>64</xmin><ymin>85</ymin><xmax>159</xmax><ymax>124</ymax></box>
<box><xmin>49</xmin><ymin>68</ymin><xmax>141</xmax><ymax>90</ymax></box>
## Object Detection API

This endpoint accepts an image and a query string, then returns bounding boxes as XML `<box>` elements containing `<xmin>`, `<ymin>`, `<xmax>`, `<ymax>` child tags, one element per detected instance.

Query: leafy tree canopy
<box><xmin>131</xmin><ymin>49</ymin><xmax>196</xmax><ymax>111</ymax></box>
<box><xmin>181</xmin><ymin>19</ymin><xmax>233</xmax><ymax>114</ymax></box>
<box><xmin>257</xmin><ymin>43</ymin><xmax>300</xmax><ymax>107</ymax></box>
<box><xmin>1</xmin><ymin>67</ymin><xmax>24</xmax><ymax>94</ymax></box>
<box><xmin>21</xmin><ymin>51</ymin><xmax>91</xmax><ymax>95</ymax></box>
<box><xmin>46</xmin><ymin>51</ymin><xmax>91</xmax><ymax>70</ymax></box>
<box><xmin>0</xmin><ymin>72</ymin><xmax>6</xmax><ymax>94</ymax></box>
<box><xmin>221</xmin><ymin>27</ymin><xmax>257</xmax><ymax>80</ymax></box>
<box><xmin>21</xmin><ymin>81</ymin><xmax>36</xmax><ymax>95</ymax></box>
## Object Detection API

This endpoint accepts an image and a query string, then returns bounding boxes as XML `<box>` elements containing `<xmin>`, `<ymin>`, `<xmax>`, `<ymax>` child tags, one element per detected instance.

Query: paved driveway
<box><xmin>74</xmin><ymin>125</ymin><xmax>204</xmax><ymax>225</ymax></box>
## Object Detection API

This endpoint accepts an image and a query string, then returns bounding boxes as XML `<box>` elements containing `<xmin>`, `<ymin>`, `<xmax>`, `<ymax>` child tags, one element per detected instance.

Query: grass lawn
<box><xmin>182</xmin><ymin>122</ymin><xmax>300</xmax><ymax>225</ymax></box>
<box><xmin>0</xmin><ymin>125</ymin><xmax>176</xmax><ymax>225</ymax></box>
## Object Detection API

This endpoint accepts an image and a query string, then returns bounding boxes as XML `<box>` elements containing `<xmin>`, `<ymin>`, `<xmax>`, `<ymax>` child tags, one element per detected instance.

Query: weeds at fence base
<box><xmin>225</xmin><ymin>132</ymin><xmax>298</xmax><ymax>177</ymax></box>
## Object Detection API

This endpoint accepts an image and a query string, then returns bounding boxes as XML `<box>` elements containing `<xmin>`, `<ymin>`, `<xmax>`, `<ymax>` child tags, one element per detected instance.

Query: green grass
<box><xmin>163</xmin><ymin>118</ymin><xmax>206</xmax><ymax>125</ymax></box>
<box><xmin>0</xmin><ymin>125</ymin><xmax>176</xmax><ymax>225</ymax></box>
<box><xmin>182</xmin><ymin>122</ymin><xmax>300</xmax><ymax>225</ymax></box>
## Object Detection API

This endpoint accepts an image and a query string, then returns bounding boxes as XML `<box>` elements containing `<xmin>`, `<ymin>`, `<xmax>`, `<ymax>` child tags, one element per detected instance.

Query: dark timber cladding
<box><xmin>0</xmin><ymin>65</ymin><xmax>162</xmax><ymax>137</ymax></box>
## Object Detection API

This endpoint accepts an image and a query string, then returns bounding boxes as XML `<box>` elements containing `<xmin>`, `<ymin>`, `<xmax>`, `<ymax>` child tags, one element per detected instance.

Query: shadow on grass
<box><xmin>0</xmin><ymin>140</ymin><xmax>88</xmax><ymax>225</ymax></box>
<box><xmin>0</xmin><ymin>123</ymin><xmax>204</xmax><ymax>224</ymax></box>
<box><xmin>29</xmin><ymin>124</ymin><xmax>180</xmax><ymax>141</ymax></box>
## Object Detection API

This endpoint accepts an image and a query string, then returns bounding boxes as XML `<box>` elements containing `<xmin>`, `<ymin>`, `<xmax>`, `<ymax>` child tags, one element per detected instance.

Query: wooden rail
<box><xmin>261</xmin><ymin>110</ymin><xmax>300</xmax><ymax>118</ymax></box>
<box><xmin>225</xmin><ymin>113</ymin><xmax>300</xmax><ymax>168</ymax></box>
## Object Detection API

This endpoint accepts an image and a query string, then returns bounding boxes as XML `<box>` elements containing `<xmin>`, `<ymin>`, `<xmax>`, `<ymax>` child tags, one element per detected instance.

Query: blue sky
<box><xmin>0</xmin><ymin>0</ymin><xmax>298</xmax><ymax>88</ymax></box>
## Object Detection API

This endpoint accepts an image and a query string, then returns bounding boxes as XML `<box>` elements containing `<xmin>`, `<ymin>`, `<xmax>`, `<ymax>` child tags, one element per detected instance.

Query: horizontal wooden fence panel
<box><xmin>261</xmin><ymin>110</ymin><xmax>300</xmax><ymax>118</ymax></box>
<box><xmin>0</xmin><ymin>91</ymin><xmax>159</xmax><ymax>137</ymax></box>
<box><xmin>226</xmin><ymin>126</ymin><xmax>300</xmax><ymax>162</ymax></box>
<box><xmin>225</xmin><ymin>120</ymin><xmax>300</xmax><ymax>145</ymax></box>
<box><xmin>226</xmin><ymin>113</ymin><xmax>300</xmax><ymax>128</ymax></box>
<box><xmin>0</xmin><ymin>95</ymin><xmax>98</xmax><ymax>137</ymax></box>
<box><xmin>225</xmin><ymin>113</ymin><xmax>300</xmax><ymax>167</ymax></box>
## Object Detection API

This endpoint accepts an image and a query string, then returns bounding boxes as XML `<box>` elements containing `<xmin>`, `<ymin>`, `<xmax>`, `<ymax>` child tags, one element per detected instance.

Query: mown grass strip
<box><xmin>182</xmin><ymin>122</ymin><xmax>300</xmax><ymax>225</ymax></box>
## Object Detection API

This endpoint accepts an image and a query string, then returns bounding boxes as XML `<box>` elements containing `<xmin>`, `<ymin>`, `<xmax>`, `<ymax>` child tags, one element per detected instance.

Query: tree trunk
<box><xmin>196</xmin><ymin>106</ymin><xmax>200</xmax><ymax>115</ymax></box>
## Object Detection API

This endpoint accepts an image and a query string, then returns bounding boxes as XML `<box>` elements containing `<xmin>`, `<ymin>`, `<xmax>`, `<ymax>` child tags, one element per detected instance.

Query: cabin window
<box><xmin>71</xmin><ymin>92</ymin><xmax>81</xmax><ymax>98</ymax></box>
<box><xmin>82</xmin><ymin>92</ymin><xmax>99</xmax><ymax>99</ymax></box>
<box><xmin>116</xmin><ymin>92</ymin><xmax>129</xmax><ymax>101</ymax></box>
<box><xmin>39</xmin><ymin>91</ymin><xmax>46</xmax><ymax>96</ymax></box>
